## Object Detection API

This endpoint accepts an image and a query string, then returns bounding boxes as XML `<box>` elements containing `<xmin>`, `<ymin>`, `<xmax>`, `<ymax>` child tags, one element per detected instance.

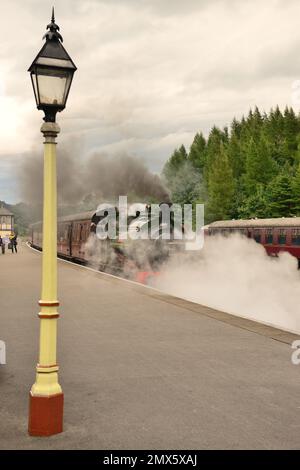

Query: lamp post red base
<box><xmin>28</xmin><ymin>392</ymin><xmax>64</xmax><ymax>436</ymax></box>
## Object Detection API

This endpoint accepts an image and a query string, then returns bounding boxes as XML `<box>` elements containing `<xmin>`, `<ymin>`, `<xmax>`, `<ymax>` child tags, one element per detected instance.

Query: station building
<box><xmin>0</xmin><ymin>206</ymin><xmax>14</xmax><ymax>237</ymax></box>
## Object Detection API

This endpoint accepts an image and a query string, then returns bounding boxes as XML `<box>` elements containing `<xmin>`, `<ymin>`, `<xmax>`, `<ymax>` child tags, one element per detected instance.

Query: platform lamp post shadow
<box><xmin>27</xmin><ymin>8</ymin><xmax>77</xmax><ymax>436</ymax></box>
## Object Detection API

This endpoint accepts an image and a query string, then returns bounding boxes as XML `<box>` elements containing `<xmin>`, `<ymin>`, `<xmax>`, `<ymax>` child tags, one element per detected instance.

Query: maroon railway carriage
<box><xmin>31</xmin><ymin>211</ymin><xmax>94</xmax><ymax>263</ymax></box>
<box><xmin>206</xmin><ymin>217</ymin><xmax>300</xmax><ymax>264</ymax></box>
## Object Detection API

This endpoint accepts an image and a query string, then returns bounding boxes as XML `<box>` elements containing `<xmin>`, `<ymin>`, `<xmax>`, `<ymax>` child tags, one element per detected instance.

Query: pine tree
<box><xmin>206</xmin><ymin>145</ymin><xmax>235</xmax><ymax>221</ymax></box>
<box><xmin>246</xmin><ymin>106</ymin><xmax>264</xmax><ymax>139</ymax></box>
<box><xmin>294</xmin><ymin>134</ymin><xmax>300</xmax><ymax>166</ymax></box>
<box><xmin>163</xmin><ymin>144</ymin><xmax>188</xmax><ymax>184</ymax></box>
<box><xmin>203</xmin><ymin>126</ymin><xmax>227</xmax><ymax>183</ymax></box>
<box><xmin>227</xmin><ymin>133</ymin><xmax>245</xmax><ymax>179</ymax></box>
<box><xmin>223</xmin><ymin>126</ymin><xmax>229</xmax><ymax>142</ymax></box>
<box><xmin>264</xmin><ymin>106</ymin><xmax>289</xmax><ymax>166</ymax></box>
<box><xmin>292</xmin><ymin>164</ymin><xmax>300</xmax><ymax>215</ymax></box>
<box><xmin>188</xmin><ymin>133</ymin><xmax>206</xmax><ymax>171</ymax></box>
<box><xmin>238</xmin><ymin>184</ymin><xmax>268</xmax><ymax>219</ymax></box>
<box><xmin>171</xmin><ymin>162</ymin><xmax>203</xmax><ymax>205</ymax></box>
<box><xmin>267</xmin><ymin>172</ymin><xmax>294</xmax><ymax>217</ymax></box>
<box><xmin>231</xmin><ymin>117</ymin><xmax>242</xmax><ymax>138</ymax></box>
<box><xmin>244</xmin><ymin>136</ymin><xmax>276</xmax><ymax>195</ymax></box>
<box><xmin>284</xmin><ymin>107</ymin><xmax>300</xmax><ymax>163</ymax></box>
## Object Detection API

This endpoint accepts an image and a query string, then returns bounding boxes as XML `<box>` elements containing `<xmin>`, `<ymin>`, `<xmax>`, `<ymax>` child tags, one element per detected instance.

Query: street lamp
<box><xmin>28</xmin><ymin>8</ymin><xmax>76</xmax><ymax>123</ymax></box>
<box><xmin>28</xmin><ymin>8</ymin><xmax>76</xmax><ymax>436</ymax></box>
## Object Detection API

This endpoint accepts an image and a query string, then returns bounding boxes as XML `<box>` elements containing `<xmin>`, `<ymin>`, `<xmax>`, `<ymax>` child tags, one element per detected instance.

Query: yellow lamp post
<box><xmin>28</xmin><ymin>8</ymin><xmax>76</xmax><ymax>436</ymax></box>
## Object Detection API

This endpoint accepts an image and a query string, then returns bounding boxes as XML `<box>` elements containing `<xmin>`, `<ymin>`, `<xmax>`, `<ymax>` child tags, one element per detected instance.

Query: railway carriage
<box><xmin>206</xmin><ymin>217</ymin><xmax>300</xmax><ymax>264</ymax></box>
<box><xmin>31</xmin><ymin>211</ymin><xmax>94</xmax><ymax>262</ymax></box>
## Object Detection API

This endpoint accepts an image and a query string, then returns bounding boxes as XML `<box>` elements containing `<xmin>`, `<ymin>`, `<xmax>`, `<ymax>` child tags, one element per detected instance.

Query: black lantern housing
<box><xmin>28</xmin><ymin>8</ymin><xmax>77</xmax><ymax>122</ymax></box>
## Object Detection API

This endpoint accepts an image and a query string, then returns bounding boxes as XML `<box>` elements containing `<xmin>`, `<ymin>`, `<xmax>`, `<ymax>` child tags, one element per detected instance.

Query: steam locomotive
<box><xmin>206</xmin><ymin>217</ymin><xmax>300</xmax><ymax>265</ymax></box>
<box><xmin>30</xmin><ymin>205</ymin><xmax>184</xmax><ymax>283</ymax></box>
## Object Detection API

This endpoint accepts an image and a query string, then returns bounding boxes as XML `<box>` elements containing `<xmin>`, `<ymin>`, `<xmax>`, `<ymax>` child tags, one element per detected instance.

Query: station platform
<box><xmin>0</xmin><ymin>243</ymin><xmax>299</xmax><ymax>449</ymax></box>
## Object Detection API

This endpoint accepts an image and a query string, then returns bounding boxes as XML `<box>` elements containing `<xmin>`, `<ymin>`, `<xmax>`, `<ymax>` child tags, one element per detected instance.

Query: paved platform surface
<box><xmin>0</xmin><ymin>243</ymin><xmax>300</xmax><ymax>449</ymax></box>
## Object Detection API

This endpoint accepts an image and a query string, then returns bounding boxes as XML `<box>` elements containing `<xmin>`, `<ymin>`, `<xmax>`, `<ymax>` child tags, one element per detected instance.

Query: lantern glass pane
<box><xmin>63</xmin><ymin>74</ymin><xmax>73</xmax><ymax>102</ymax></box>
<box><xmin>36</xmin><ymin>67</ymin><xmax>71</xmax><ymax>106</ymax></box>
<box><xmin>31</xmin><ymin>73</ymin><xmax>39</xmax><ymax>106</ymax></box>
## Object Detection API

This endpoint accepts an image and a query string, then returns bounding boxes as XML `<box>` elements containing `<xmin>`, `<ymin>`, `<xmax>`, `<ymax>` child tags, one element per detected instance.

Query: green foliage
<box><xmin>227</xmin><ymin>133</ymin><xmax>244</xmax><ymax>179</ymax></box>
<box><xmin>292</xmin><ymin>164</ymin><xmax>300</xmax><ymax>215</ymax></box>
<box><xmin>206</xmin><ymin>145</ymin><xmax>235</xmax><ymax>222</ymax></box>
<box><xmin>188</xmin><ymin>133</ymin><xmax>206</xmax><ymax>171</ymax></box>
<box><xmin>173</xmin><ymin>163</ymin><xmax>203</xmax><ymax>204</ymax></box>
<box><xmin>203</xmin><ymin>126</ymin><xmax>228</xmax><ymax>183</ymax></box>
<box><xmin>163</xmin><ymin>145</ymin><xmax>188</xmax><ymax>184</ymax></box>
<box><xmin>163</xmin><ymin>106</ymin><xmax>300</xmax><ymax>222</ymax></box>
<box><xmin>238</xmin><ymin>184</ymin><xmax>268</xmax><ymax>219</ymax></box>
<box><xmin>267</xmin><ymin>171</ymin><xmax>294</xmax><ymax>217</ymax></box>
<box><xmin>243</xmin><ymin>136</ymin><xmax>277</xmax><ymax>195</ymax></box>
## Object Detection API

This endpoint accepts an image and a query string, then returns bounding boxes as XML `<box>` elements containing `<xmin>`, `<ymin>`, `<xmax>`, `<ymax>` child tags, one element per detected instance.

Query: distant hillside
<box><xmin>0</xmin><ymin>201</ymin><xmax>40</xmax><ymax>236</ymax></box>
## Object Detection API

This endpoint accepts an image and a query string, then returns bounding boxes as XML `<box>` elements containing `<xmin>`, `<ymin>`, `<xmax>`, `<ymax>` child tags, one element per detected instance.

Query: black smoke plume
<box><xmin>19</xmin><ymin>141</ymin><xmax>170</xmax><ymax>220</ymax></box>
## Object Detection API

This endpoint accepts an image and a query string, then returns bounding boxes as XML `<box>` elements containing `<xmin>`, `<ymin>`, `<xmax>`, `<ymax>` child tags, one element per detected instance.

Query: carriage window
<box><xmin>82</xmin><ymin>225</ymin><xmax>86</xmax><ymax>241</ymax></box>
<box><xmin>278</xmin><ymin>229</ymin><xmax>286</xmax><ymax>245</ymax></box>
<box><xmin>79</xmin><ymin>224</ymin><xmax>83</xmax><ymax>241</ymax></box>
<box><xmin>292</xmin><ymin>229</ymin><xmax>300</xmax><ymax>245</ymax></box>
<box><xmin>74</xmin><ymin>224</ymin><xmax>79</xmax><ymax>241</ymax></box>
<box><xmin>253</xmin><ymin>229</ymin><xmax>261</xmax><ymax>243</ymax></box>
<box><xmin>68</xmin><ymin>225</ymin><xmax>72</xmax><ymax>241</ymax></box>
<box><xmin>265</xmin><ymin>229</ymin><xmax>273</xmax><ymax>244</ymax></box>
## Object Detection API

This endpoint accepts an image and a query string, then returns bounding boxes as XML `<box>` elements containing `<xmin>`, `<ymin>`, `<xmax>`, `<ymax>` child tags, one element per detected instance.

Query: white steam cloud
<box><xmin>154</xmin><ymin>234</ymin><xmax>300</xmax><ymax>334</ymax></box>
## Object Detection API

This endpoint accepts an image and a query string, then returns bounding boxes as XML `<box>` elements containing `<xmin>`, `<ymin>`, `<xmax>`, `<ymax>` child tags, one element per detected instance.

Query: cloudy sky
<box><xmin>1</xmin><ymin>0</ymin><xmax>300</xmax><ymax>203</ymax></box>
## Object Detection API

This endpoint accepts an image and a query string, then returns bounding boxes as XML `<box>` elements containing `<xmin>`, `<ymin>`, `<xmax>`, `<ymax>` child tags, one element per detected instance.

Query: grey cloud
<box><xmin>2</xmin><ymin>0</ymin><xmax>300</xmax><ymax>204</ymax></box>
<box><xmin>257</xmin><ymin>38</ymin><xmax>300</xmax><ymax>80</ymax></box>
<box><xmin>106</xmin><ymin>0</ymin><xmax>227</xmax><ymax>17</ymax></box>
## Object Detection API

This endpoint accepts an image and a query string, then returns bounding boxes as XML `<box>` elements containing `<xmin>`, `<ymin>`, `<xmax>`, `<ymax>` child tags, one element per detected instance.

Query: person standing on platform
<box><xmin>12</xmin><ymin>233</ymin><xmax>18</xmax><ymax>253</ymax></box>
<box><xmin>3</xmin><ymin>235</ymin><xmax>9</xmax><ymax>253</ymax></box>
<box><xmin>9</xmin><ymin>233</ymin><xmax>17</xmax><ymax>254</ymax></box>
<box><xmin>3</xmin><ymin>235</ymin><xmax>9</xmax><ymax>244</ymax></box>
<box><xmin>0</xmin><ymin>236</ymin><xmax>4</xmax><ymax>254</ymax></box>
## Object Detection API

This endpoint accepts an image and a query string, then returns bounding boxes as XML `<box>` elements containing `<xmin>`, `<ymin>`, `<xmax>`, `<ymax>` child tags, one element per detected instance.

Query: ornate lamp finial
<box><xmin>43</xmin><ymin>7</ymin><xmax>63</xmax><ymax>42</ymax></box>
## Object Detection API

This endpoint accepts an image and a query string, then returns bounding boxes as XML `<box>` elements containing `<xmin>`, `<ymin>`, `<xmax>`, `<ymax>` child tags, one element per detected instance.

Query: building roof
<box><xmin>0</xmin><ymin>206</ymin><xmax>13</xmax><ymax>216</ymax></box>
<box><xmin>208</xmin><ymin>217</ymin><xmax>300</xmax><ymax>228</ymax></box>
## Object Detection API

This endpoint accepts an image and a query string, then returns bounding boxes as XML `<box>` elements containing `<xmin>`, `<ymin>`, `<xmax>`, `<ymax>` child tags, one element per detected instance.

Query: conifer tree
<box><xmin>283</xmin><ymin>107</ymin><xmax>300</xmax><ymax>163</ymax></box>
<box><xmin>227</xmin><ymin>133</ymin><xmax>244</xmax><ymax>179</ymax></box>
<box><xmin>238</xmin><ymin>184</ymin><xmax>268</xmax><ymax>219</ymax></box>
<box><xmin>206</xmin><ymin>145</ymin><xmax>235</xmax><ymax>221</ymax></box>
<box><xmin>163</xmin><ymin>144</ymin><xmax>188</xmax><ymax>184</ymax></box>
<box><xmin>171</xmin><ymin>162</ymin><xmax>203</xmax><ymax>205</ymax></box>
<box><xmin>188</xmin><ymin>133</ymin><xmax>206</xmax><ymax>171</ymax></box>
<box><xmin>202</xmin><ymin>127</ymin><xmax>228</xmax><ymax>187</ymax></box>
<box><xmin>292</xmin><ymin>164</ymin><xmax>300</xmax><ymax>215</ymax></box>
<box><xmin>244</xmin><ymin>136</ymin><xmax>276</xmax><ymax>195</ymax></box>
<box><xmin>267</xmin><ymin>171</ymin><xmax>294</xmax><ymax>217</ymax></box>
